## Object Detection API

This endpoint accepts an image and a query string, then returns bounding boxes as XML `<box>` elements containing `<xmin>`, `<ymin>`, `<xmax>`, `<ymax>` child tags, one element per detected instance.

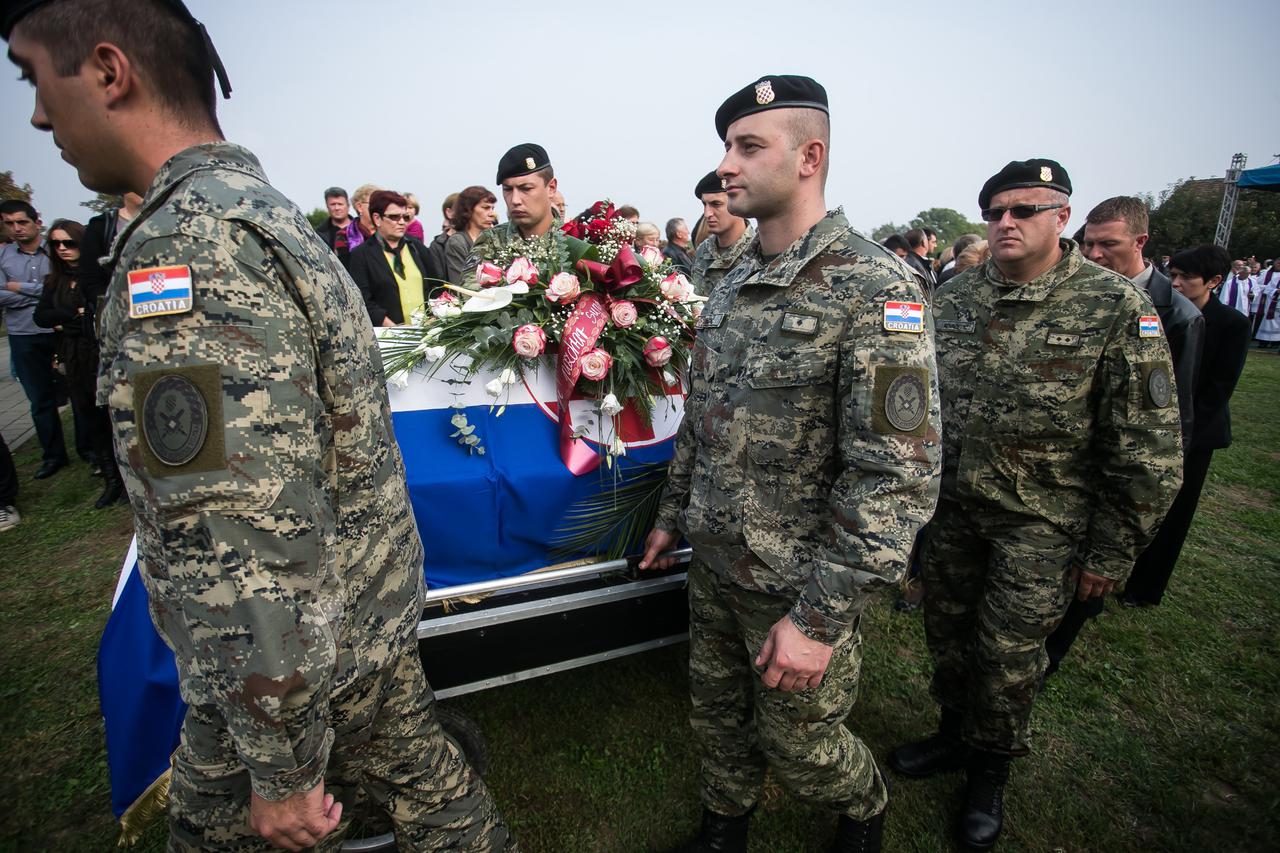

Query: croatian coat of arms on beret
<box><xmin>755</xmin><ymin>80</ymin><xmax>775</xmax><ymax>105</ymax></box>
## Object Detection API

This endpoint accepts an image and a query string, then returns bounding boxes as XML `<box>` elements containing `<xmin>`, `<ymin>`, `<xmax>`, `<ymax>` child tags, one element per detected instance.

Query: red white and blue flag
<box><xmin>882</xmin><ymin>300</ymin><xmax>925</xmax><ymax>334</ymax></box>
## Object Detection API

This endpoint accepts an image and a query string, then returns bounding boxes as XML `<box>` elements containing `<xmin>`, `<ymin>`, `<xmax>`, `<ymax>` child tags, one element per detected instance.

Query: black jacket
<box><xmin>1190</xmin><ymin>296</ymin><xmax>1250</xmax><ymax>451</ymax></box>
<box><xmin>904</xmin><ymin>251</ymin><xmax>937</xmax><ymax>291</ymax></box>
<box><xmin>1145</xmin><ymin>267</ymin><xmax>1204</xmax><ymax>450</ymax></box>
<box><xmin>663</xmin><ymin>243</ymin><xmax>694</xmax><ymax>276</ymax></box>
<box><xmin>314</xmin><ymin>217</ymin><xmax>358</xmax><ymax>269</ymax></box>
<box><xmin>79</xmin><ymin>208</ymin><xmax>123</xmax><ymax>317</ymax></box>
<box><xmin>348</xmin><ymin>234</ymin><xmax>434</xmax><ymax>326</ymax></box>
<box><xmin>425</xmin><ymin>231</ymin><xmax>450</xmax><ymax>284</ymax></box>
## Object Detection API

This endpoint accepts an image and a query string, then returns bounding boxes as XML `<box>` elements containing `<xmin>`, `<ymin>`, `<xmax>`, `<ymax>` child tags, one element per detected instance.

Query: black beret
<box><xmin>978</xmin><ymin>158</ymin><xmax>1072</xmax><ymax>209</ymax></box>
<box><xmin>694</xmin><ymin>171</ymin><xmax>726</xmax><ymax>200</ymax></box>
<box><xmin>496</xmin><ymin>143</ymin><xmax>551</xmax><ymax>185</ymax></box>
<box><xmin>1</xmin><ymin>0</ymin><xmax>47</xmax><ymax>38</ymax></box>
<box><xmin>715</xmin><ymin>75</ymin><xmax>829</xmax><ymax>141</ymax></box>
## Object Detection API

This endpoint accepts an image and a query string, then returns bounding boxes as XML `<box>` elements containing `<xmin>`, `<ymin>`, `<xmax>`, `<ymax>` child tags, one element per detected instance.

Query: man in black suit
<box><xmin>348</xmin><ymin>190</ymin><xmax>436</xmax><ymax>327</ymax></box>
<box><xmin>1122</xmin><ymin>245</ymin><xmax>1250</xmax><ymax>605</ymax></box>
<box><xmin>1045</xmin><ymin>196</ymin><xmax>1205</xmax><ymax>676</ymax></box>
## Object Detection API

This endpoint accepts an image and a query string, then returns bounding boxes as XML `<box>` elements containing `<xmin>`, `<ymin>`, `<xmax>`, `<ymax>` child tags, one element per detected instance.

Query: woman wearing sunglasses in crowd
<box><xmin>348</xmin><ymin>190</ymin><xmax>437</xmax><ymax>327</ymax></box>
<box><xmin>33</xmin><ymin>218</ymin><xmax>123</xmax><ymax>509</ymax></box>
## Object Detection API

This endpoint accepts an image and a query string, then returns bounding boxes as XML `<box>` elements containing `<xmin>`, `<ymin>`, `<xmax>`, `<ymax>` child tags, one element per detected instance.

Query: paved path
<box><xmin>0</xmin><ymin>335</ymin><xmax>36</xmax><ymax>449</ymax></box>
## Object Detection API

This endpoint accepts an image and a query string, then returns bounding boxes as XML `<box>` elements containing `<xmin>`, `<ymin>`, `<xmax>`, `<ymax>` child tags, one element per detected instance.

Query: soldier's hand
<box><xmin>637</xmin><ymin>527</ymin><xmax>679</xmax><ymax>571</ymax></box>
<box><xmin>249</xmin><ymin>782</ymin><xmax>342</xmax><ymax>851</ymax></box>
<box><xmin>755</xmin><ymin>616</ymin><xmax>833</xmax><ymax>692</ymax></box>
<box><xmin>1072</xmin><ymin>566</ymin><xmax>1117</xmax><ymax>601</ymax></box>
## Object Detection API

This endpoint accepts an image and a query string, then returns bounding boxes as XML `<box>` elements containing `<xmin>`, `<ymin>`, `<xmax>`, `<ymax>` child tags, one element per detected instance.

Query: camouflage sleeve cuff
<box><xmin>1078</xmin><ymin>551</ymin><xmax>1133</xmax><ymax>584</ymax></box>
<box><xmin>788</xmin><ymin>599</ymin><xmax>855</xmax><ymax>646</ymax></box>
<box><xmin>248</xmin><ymin>726</ymin><xmax>335</xmax><ymax>801</ymax></box>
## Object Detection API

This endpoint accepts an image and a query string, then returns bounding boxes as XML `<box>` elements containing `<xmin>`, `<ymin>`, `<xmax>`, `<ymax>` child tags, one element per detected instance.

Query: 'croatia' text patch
<box><xmin>1137</xmin><ymin>315</ymin><xmax>1161</xmax><ymax>338</ymax></box>
<box><xmin>883</xmin><ymin>300</ymin><xmax>925</xmax><ymax>334</ymax></box>
<box><xmin>128</xmin><ymin>265</ymin><xmax>194</xmax><ymax>319</ymax></box>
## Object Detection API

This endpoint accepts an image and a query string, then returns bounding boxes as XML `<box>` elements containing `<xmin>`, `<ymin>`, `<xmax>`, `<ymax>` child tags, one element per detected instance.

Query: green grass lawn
<box><xmin>2</xmin><ymin>355</ymin><xmax>1278</xmax><ymax>852</ymax></box>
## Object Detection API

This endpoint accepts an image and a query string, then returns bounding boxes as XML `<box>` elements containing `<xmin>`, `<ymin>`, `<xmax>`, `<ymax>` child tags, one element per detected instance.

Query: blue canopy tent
<box><xmin>1238</xmin><ymin>164</ymin><xmax>1280</xmax><ymax>192</ymax></box>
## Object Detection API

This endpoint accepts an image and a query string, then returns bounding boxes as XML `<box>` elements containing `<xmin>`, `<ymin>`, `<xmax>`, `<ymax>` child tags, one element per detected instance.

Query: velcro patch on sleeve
<box><xmin>133</xmin><ymin>364</ymin><xmax>225</xmax><ymax>477</ymax></box>
<box><xmin>1140</xmin><ymin>362</ymin><xmax>1173</xmax><ymax>409</ymax></box>
<box><xmin>883</xmin><ymin>301</ymin><xmax>925</xmax><ymax>334</ymax></box>
<box><xmin>1137</xmin><ymin>315</ymin><xmax>1161</xmax><ymax>338</ymax></box>
<box><xmin>871</xmin><ymin>366</ymin><xmax>930</xmax><ymax>436</ymax></box>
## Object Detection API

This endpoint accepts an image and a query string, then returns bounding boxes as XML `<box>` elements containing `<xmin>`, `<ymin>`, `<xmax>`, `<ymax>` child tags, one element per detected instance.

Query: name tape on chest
<box><xmin>936</xmin><ymin>318</ymin><xmax>976</xmax><ymax>334</ymax></box>
<box><xmin>696</xmin><ymin>312</ymin><xmax>725</xmax><ymax>330</ymax></box>
<box><xmin>1046</xmin><ymin>331</ymin><xmax>1082</xmax><ymax>347</ymax></box>
<box><xmin>781</xmin><ymin>312</ymin><xmax>819</xmax><ymax>336</ymax></box>
<box><xmin>127</xmin><ymin>265</ymin><xmax>194</xmax><ymax>319</ymax></box>
<box><xmin>1137</xmin><ymin>315</ymin><xmax>1161</xmax><ymax>338</ymax></box>
<box><xmin>883</xmin><ymin>300</ymin><xmax>925</xmax><ymax>334</ymax></box>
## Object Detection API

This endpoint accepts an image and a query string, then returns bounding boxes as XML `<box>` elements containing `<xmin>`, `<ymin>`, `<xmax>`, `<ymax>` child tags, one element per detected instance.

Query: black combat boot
<box><xmin>94</xmin><ymin>460</ymin><xmax>124</xmax><ymax>510</ymax></box>
<box><xmin>667</xmin><ymin>808</ymin><xmax>750</xmax><ymax>853</ymax></box>
<box><xmin>887</xmin><ymin>705</ymin><xmax>968</xmax><ymax>778</ymax></box>
<box><xmin>830</xmin><ymin>776</ymin><xmax>889</xmax><ymax>853</ymax></box>
<box><xmin>957</xmin><ymin>749</ymin><xmax>1011</xmax><ymax>850</ymax></box>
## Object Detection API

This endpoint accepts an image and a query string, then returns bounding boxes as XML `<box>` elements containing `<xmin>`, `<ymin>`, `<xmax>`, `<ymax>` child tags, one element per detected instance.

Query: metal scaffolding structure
<box><xmin>1215</xmin><ymin>152</ymin><xmax>1248</xmax><ymax>248</ymax></box>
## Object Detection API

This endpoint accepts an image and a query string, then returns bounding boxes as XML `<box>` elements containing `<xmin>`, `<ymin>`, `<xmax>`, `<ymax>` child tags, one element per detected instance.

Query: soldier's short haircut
<box><xmin>1086</xmin><ymin>196</ymin><xmax>1149</xmax><ymax>236</ymax></box>
<box><xmin>905</xmin><ymin>228</ymin><xmax>927</xmax><ymax>249</ymax></box>
<box><xmin>532</xmin><ymin>166</ymin><xmax>555</xmax><ymax>184</ymax></box>
<box><xmin>324</xmin><ymin>187</ymin><xmax>348</xmax><ymax>202</ymax></box>
<box><xmin>784</xmin><ymin>109</ymin><xmax>831</xmax><ymax>183</ymax></box>
<box><xmin>882</xmin><ymin>234</ymin><xmax>911</xmax><ymax>254</ymax></box>
<box><xmin>17</xmin><ymin>0</ymin><xmax>220</xmax><ymax>132</ymax></box>
<box><xmin>666</xmin><ymin>218</ymin><xmax>687</xmax><ymax>242</ymax></box>
<box><xmin>1169</xmin><ymin>244</ymin><xmax>1231</xmax><ymax>283</ymax></box>
<box><xmin>0</xmin><ymin>199</ymin><xmax>39</xmax><ymax>220</ymax></box>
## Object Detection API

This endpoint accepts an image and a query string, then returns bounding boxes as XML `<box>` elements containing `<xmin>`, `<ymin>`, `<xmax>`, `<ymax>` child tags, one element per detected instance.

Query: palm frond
<box><xmin>549</xmin><ymin>462</ymin><xmax>669</xmax><ymax>561</ymax></box>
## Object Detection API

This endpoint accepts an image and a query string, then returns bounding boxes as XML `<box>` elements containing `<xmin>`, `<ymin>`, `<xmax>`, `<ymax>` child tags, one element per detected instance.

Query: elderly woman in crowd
<box><xmin>32</xmin><ymin>219</ymin><xmax>122</xmax><ymax>509</ymax></box>
<box><xmin>444</xmin><ymin>185</ymin><xmax>499</xmax><ymax>284</ymax></box>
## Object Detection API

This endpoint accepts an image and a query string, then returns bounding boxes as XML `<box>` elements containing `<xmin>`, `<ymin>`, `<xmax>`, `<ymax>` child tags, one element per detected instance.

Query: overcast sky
<box><xmin>5</xmin><ymin>0</ymin><xmax>1278</xmax><ymax>237</ymax></box>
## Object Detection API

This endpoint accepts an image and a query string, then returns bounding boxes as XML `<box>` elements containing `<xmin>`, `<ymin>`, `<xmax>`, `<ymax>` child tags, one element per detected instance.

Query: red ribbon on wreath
<box><xmin>556</xmin><ymin>292</ymin><xmax>610</xmax><ymax>474</ymax></box>
<box><xmin>575</xmin><ymin>244</ymin><xmax>643</xmax><ymax>294</ymax></box>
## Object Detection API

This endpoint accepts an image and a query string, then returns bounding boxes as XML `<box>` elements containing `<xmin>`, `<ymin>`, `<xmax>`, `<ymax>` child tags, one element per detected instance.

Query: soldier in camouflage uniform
<box><xmin>887</xmin><ymin>159</ymin><xmax>1183</xmax><ymax>850</ymax></box>
<box><xmin>690</xmin><ymin>170</ymin><xmax>754</xmax><ymax>296</ymax></box>
<box><xmin>5</xmin><ymin>3</ymin><xmax>513</xmax><ymax>851</ymax></box>
<box><xmin>458</xmin><ymin>143</ymin><xmax>563</xmax><ymax>288</ymax></box>
<box><xmin>640</xmin><ymin>76</ymin><xmax>940</xmax><ymax>853</ymax></box>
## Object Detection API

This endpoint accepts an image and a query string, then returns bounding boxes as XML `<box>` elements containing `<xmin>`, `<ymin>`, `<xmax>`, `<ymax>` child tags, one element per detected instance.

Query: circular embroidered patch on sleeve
<box><xmin>142</xmin><ymin>374</ymin><xmax>209</xmax><ymax>466</ymax></box>
<box><xmin>885</xmin><ymin>372</ymin><xmax>928</xmax><ymax>433</ymax></box>
<box><xmin>1146</xmin><ymin>366</ymin><xmax>1172</xmax><ymax>409</ymax></box>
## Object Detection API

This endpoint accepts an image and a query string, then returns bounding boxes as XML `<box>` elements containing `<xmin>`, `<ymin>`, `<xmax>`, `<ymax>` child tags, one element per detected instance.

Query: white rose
<box><xmin>600</xmin><ymin>393</ymin><xmax>623</xmax><ymax>416</ymax></box>
<box><xmin>389</xmin><ymin>371</ymin><xmax>410</xmax><ymax>390</ymax></box>
<box><xmin>499</xmin><ymin>368</ymin><xmax>517</xmax><ymax>386</ymax></box>
<box><xmin>485</xmin><ymin>378</ymin><xmax>505</xmax><ymax>397</ymax></box>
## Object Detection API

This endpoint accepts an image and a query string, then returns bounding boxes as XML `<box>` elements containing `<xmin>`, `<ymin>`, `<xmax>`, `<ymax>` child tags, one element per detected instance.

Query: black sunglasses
<box><xmin>49</xmin><ymin>239</ymin><xmax>78</xmax><ymax>249</ymax></box>
<box><xmin>379</xmin><ymin>214</ymin><xmax>412</xmax><ymax>223</ymax></box>
<box><xmin>979</xmin><ymin>203</ymin><xmax>1064</xmax><ymax>223</ymax></box>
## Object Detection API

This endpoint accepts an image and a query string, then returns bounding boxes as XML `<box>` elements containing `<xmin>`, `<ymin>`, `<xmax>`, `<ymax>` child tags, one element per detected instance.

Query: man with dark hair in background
<box><xmin>0</xmin><ymin>198</ymin><xmax>67</xmax><ymax>479</ymax></box>
<box><xmin>1043</xmin><ymin>195</ymin><xmax>1205</xmax><ymax>677</ymax></box>
<box><xmin>881</xmin><ymin>233</ymin><xmax>912</xmax><ymax>259</ymax></box>
<box><xmin>314</xmin><ymin>186</ymin><xmax>354</xmax><ymax>267</ymax></box>
<box><xmin>903</xmin><ymin>227</ymin><xmax>936</xmax><ymax>290</ymax></box>
<box><xmin>5</xmin><ymin>2</ymin><xmax>513</xmax><ymax>849</ymax></box>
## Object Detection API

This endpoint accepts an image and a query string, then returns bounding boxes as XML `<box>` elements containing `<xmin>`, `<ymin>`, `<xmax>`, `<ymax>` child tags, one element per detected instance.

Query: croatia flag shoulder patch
<box><xmin>1137</xmin><ymin>315</ymin><xmax>1161</xmax><ymax>338</ymax></box>
<box><xmin>127</xmin><ymin>265</ymin><xmax>194</xmax><ymax>319</ymax></box>
<box><xmin>883</xmin><ymin>300</ymin><xmax>925</xmax><ymax>334</ymax></box>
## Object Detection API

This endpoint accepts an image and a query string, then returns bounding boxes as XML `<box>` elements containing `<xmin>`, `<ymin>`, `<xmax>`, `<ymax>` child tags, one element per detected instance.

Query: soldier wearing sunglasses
<box><xmin>888</xmin><ymin>159</ymin><xmax>1183</xmax><ymax>850</ymax></box>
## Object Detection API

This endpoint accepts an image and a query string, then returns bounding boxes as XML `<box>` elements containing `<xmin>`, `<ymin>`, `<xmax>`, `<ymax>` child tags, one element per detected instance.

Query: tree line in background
<box><xmin>5</xmin><ymin>169</ymin><xmax>1277</xmax><ymax>263</ymax></box>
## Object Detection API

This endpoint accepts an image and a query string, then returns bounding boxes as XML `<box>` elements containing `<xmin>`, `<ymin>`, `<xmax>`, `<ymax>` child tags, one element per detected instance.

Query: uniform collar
<box><xmin>742</xmin><ymin>208</ymin><xmax>851</xmax><ymax>288</ymax></box>
<box><xmin>708</xmin><ymin>225</ymin><xmax>755</xmax><ymax>265</ymax></box>
<box><xmin>107</xmin><ymin>142</ymin><xmax>264</xmax><ymax>270</ymax></box>
<box><xmin>984</xmin><ymin>238</ymin><xmax>1083</xmax><ymax>302</ymax></box>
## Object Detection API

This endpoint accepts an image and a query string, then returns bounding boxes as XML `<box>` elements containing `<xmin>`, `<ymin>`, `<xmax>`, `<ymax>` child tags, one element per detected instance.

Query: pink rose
<box><xmin>505</xmin><ymin>256</ymin><xmax>539</xmax><ymax>286</ymax></box>
<box><xmin>512</xmin><ymin>324</ymin><xmax>546</xmax><ymax>358</ymax></box>
<box><xmin>579</xmin><ymin>347</ymin><xmax>613</xmax><ymax>381</ymax></box>
<box><xmin>610</xmin><ymin>300</ymin><xmax>638</xmax><ymax>328</ymax></box>
<box><xmin>639</xmin><ymin>245</ymin><xmax>664</xmax><ymax>267</ymax></box>
<box><xmin>545</xmin><ymin>271</ymin><xmax>582</xmax><ymax>304</ymax></box>
<box><xmin>643</xmin><ymin>336</ymin><xmax>672</xmax><ymax>367</ymax></box>
<box><xmin>660</xmin><ymin>272</ymin><xmax>693</xmax><ymax>302</ymax></box>
<box><xmin>476</xmin><ymin>262</ymin><xmax>504</xmax><ymax>287</ymax></box>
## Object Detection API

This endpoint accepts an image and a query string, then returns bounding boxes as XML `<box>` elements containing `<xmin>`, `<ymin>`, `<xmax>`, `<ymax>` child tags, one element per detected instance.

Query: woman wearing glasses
<box><xmin>348</xmin><ymin>190</ymin><xmax>436</xmax><ymax>327</ymax></box>
<box><xmin>33</xmin><ymin>219</ymin><xmax>123</xmax><ymax>508</ymax></box>
<box><xmin>444</xmin><ymin>185</ymin><xmax>499</xmax><ymax>285</ymax></box>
